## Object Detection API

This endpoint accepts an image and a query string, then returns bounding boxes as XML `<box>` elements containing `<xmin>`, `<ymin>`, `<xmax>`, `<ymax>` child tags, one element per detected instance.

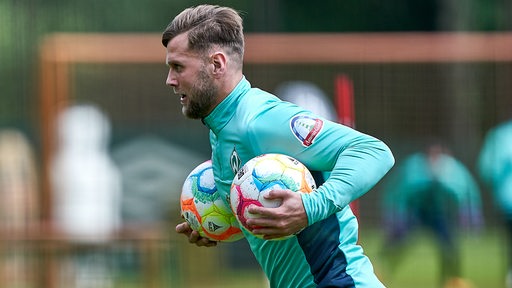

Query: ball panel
<box><xmin>181</xmin><ymin>160</ymin><xmax>244</xmax><ymax>242</ymax></box>
<box><xmin>229</xmin><ymin>154</ymin><xmax>316</xmax><ymax>240</ymax></box>
<box><xmin>180</xmin><ymin>197</ymin><xmax>201</xmax><ymax>231</ymax></box>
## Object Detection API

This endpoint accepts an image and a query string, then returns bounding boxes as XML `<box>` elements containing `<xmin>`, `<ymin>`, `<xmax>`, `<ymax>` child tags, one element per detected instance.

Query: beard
<box><xmin>183</xmin><ymin>68</ymin><xmax>218</xmax><ymax>119</ymax></box>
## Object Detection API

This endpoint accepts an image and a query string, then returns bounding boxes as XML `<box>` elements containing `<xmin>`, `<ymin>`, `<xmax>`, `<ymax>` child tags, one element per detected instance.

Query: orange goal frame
<box><xmin>35</xmin><ymin>32</ymin><xmax>512</xmax><ymax>288</ymax></box>
<box><xmin>39</xmin><ymin>32</ymin><xmax>512</xmax><ymax>222</ymax></box>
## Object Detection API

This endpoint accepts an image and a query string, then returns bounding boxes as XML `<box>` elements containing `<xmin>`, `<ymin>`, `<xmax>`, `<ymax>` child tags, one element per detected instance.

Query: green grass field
<box><xmin>214</xmin><ymin>228</ymin><xmax>507</xmax><ymax>288</ymax></box>
<box><xmin>360</xmin><ymin>228</ymin><xmax>506</xmax><ymax>288</ymax></box>
<box><xmin>115</xmin><ymin>227</ymin><xmax>507</xmax><ymax>288</ymax></box>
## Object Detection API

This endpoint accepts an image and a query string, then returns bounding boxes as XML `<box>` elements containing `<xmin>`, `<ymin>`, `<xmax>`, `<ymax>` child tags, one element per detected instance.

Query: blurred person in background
<box><xmin>477</xmin><ymin>120</ymin><xmax>512</xmax><ymax>288</ymax></box>
<box><xmin>380</xmin><ymin>141</ymin><xmax>482</xmax><ymax>288</ymax></box>
<box><xmin>275</xmin><ymin>80</ymin><xmax>338</xmax><ymax>122</ymax></box>
<box><xmin>0</xmin><ymin>129</ymin><xmax>39</xmax><ymax>286</ymax></box>
<box><xmin>51</xmin><ymin>103</ymin><xmax>121</xmax><ymax>288</ymax></box>
<box><xmin>0</xmin><ymin>130</ymin><xmax>39</xmax><ymax>231</ymax></box>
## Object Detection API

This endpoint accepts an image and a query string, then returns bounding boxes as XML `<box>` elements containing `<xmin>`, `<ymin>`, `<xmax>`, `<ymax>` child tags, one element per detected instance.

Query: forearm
<box><xmin>302</xmin><ymin>137</ymin><xmax>394</xmax><ymax>225</ymax></box>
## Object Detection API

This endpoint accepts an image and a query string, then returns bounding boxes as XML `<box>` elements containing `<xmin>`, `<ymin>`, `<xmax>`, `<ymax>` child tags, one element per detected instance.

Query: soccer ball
<box><xmin>181</xmin><ymin>160</ymin><xmax>244</xmax><ymax>242</ymax></box>
<box><xmin>230</xmin><ymin>154</ymin><xmax>316</xmax><ymax>239</ymax></box>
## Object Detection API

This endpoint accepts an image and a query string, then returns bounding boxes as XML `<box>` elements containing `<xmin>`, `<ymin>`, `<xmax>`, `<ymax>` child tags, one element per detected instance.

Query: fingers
<box><xmin>245</xmin><ymin>190</ymin><xmax>307</xmax><ymax>239</ymax></box>
<box><xmin>175</xmin><ymin>222</ymin><xmax>218</xmax><ymax>247</ymax></box>
<box><xmin>245</xmin><ymin>206</ymin><xmax>295</xmax><ymax>239</ymax></box>
<box><xmin>247</xmin><ymin>189</ymin><xmax>299</xmax><ymax>217</ymax></box>
<box><xmin>196</xmin><ymin>237</ymin><xmax>218</xmax><ymax>247</ymax></box>
<box><xmin>247</xmin><ymin>204</ymin><xmax>271</xmax><ymax>217</ymax></box>
<box><xmin>188</xmin><ymin>229</ymin><xmax>201</xmax><ymax>242</ymax></box>
<box><xmin>176</xmin><ymin>222</ymin><xmax>193</xmax><ymax>234</ymax></box>
<box><xmin>248</xmin><ymin>189</ymin><xmax>291</xmax><ymax>215</ymax></box>
<box><xmin>263</xmin><ymin>189</ymin><xmax>290</xmax><ymax>200</ymax></box>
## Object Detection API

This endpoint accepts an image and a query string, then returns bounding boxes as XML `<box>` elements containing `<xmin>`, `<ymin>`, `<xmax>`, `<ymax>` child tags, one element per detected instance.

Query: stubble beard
<box><xmin>183</xmin><ymin>68</ymin><xmax>218</xmax><ymax>119</ymax></box>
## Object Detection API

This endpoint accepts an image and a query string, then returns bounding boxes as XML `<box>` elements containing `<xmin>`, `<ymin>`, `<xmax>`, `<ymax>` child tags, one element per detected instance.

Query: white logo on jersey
<box><xmin>230</xmin><ymin>146</ymin><xmax>241</xmax><ymax>174</ymax></box>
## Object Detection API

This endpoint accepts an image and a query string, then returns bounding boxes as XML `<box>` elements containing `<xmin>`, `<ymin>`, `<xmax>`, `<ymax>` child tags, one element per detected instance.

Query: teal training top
<box><xmin>203</xmin><ymin>77</ymin><xmax>394</xmax><ymax>288</ymax></box>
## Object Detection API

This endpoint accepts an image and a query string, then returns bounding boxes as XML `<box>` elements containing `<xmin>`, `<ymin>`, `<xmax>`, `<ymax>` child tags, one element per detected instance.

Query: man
<box><xmin>163</xmin><ymin>5</ymin><xmax>394</xmax><ymax>287</ymax></box>
<box><xmin>380</xmin><ymin>142</ymin><xmax>482</xmax><ymax>287</ymax></box>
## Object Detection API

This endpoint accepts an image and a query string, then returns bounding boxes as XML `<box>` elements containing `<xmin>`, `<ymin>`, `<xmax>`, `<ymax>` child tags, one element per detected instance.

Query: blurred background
<box><xmin>1</xmin><ymin>0</ymin><xmax>512</xmax><ymax>287</ymax></box>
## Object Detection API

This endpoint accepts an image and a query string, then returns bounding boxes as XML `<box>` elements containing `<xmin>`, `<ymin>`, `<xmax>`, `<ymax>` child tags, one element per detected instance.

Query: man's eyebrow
<box><xmin>166</xmin><ymin>58</ymin><xmax>180</xmax><ymax>66</ymax></box>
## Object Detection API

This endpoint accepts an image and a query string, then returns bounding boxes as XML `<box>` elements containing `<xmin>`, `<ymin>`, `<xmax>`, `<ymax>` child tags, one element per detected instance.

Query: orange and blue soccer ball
<box><xmin>230</xmin><ymin>154</ymin><xmax>316</xmax><ymax>240</ymax></box>
<box><xmin>181</xmin><ymin>160</ymin><xmax>243</xmax><ymax>242</ymax></box>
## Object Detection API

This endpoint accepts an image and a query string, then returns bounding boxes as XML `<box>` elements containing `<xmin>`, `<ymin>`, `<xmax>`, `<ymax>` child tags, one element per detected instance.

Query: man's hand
<box><xmin>175</xmin><ymin>222</ymin><xmax>217</xmax><ymax>247</ymax></box>
<box><xmin>245</xmin><ymin>189</ymin><xmax>308</xmax><ymax>240</ymax></box>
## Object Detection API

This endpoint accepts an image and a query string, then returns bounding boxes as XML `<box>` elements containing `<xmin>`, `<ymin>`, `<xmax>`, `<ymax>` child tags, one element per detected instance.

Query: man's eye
<box><xmin>172</xmin><ymin>64</ymin><xmax>183</xmax><ymax>72</ymax></box>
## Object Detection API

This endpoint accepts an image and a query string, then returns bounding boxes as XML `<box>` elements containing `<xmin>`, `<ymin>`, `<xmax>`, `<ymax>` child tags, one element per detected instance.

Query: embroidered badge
<box><xmin>230</xmin><ymin>146</ymin><xmax>242</xmax><ymax>174</ymax></box>
<box><xmin>290</xmin><ymin>115</ymin><xmax>323</xmax><ymax>147</ymax></box>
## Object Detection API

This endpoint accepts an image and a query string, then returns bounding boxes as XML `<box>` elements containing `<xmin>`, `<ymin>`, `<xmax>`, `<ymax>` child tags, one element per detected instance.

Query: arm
<box><xmin>301</xmin><ymin>132</ymin><xmax>394</xmax><ymax>225</ymax></box>
<box><xmin>245</xmin><ymin>104</ymin><xmax>394</xmax><ymax>237</ymax></box>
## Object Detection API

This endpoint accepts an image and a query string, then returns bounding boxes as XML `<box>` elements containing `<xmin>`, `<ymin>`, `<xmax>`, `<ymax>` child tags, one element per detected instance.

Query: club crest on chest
<box><xmin>230</xmin><ymin>146</ymin><xmax>242</xmax><ymax>175</ymax></box>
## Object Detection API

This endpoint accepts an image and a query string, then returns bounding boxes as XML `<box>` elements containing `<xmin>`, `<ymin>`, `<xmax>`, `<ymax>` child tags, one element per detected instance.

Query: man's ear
<box><xmin>210</xmin><ymin>52</ymin><xmax>227</xmax><ymax>77</ymax></box>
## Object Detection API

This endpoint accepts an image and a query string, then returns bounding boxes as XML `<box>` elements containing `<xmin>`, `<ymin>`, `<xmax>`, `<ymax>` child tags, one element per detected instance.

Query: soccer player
<box><xmin>163</xmin><ymin>5</ymin><xmax>394</xmax><ymax>287</ymax></box>
<box><xmin>380</xmin><ymin>141</ymin><xmax>482</xmax><ymax>287</ymax></box>
<box><xmin>478</xmin><ymin>120</ymin><xmax>512</xmax><ymax>288</ymax></box>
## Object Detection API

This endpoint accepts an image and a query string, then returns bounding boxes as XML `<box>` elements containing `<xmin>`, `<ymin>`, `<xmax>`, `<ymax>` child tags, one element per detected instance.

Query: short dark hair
<box><xmin>162</xmin><ymin>5</ymin><xmax>244</xmax><ymax>64</ymax></box>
